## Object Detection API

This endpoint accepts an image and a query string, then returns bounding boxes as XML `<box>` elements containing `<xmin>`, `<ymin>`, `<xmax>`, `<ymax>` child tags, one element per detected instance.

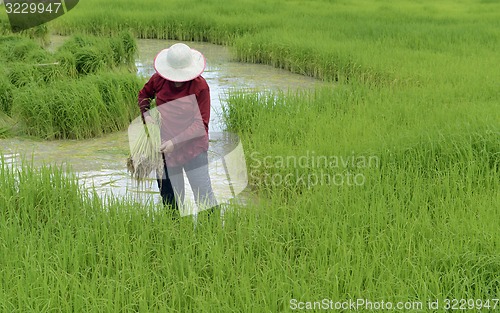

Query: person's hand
<box><xmin>160</xmin><ymin>140</ymin><xmax>174</xmax><ymax>154</ymax></box>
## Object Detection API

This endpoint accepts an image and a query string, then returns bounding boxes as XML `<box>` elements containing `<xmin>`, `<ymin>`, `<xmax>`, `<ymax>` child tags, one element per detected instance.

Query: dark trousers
<box><xmin>157</xmin><ymin>164</ymin><xmax>178</xmax><ymax>211</ymax></box>
<box><xmin>157</xmin><ymin>151</ymin><xmax>217</xmax><ymax>216</ymax></box>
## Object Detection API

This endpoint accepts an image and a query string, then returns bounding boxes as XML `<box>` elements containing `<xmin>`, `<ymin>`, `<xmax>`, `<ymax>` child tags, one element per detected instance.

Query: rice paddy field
<box><xmin>1</xmin><ymin>0</ymin><xmax>499</xmax><ymax>312</ymax></box>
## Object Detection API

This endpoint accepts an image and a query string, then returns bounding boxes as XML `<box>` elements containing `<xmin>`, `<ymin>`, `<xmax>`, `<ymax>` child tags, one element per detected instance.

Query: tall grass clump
<box><xmin>0</xmin><ymin>73</ymin><xmax>13</xmax><ymax>114</ymax></box>
<box><xmin>0</xmin><ymin>33</ymin><xmax>141</xmax><ymax>138</ymax></box>
<box><xmin>73</xmin><ymin>46</ymin><xmax>111</xmax><ymax>74</ymax></box>
<box><xmin>57</xmin><ymin>32</ymin><xmax>137</xmax><ymax>74</ymax></box>
<box><xmin>1</xmin><ymin>36</ymin><xmax>41</xmax><ymax>62</ymax></box>
<box><xmin>0</xmin><ymin>34</ymin><xmax>54</xmax><ymax>65</ymax></box>
<box><xmin>0</xmin><ymin>111</ymin><xmax>15</xmax><ymax>138</ymax></box>
<box><xmin>0</xmin><ymin>32</ymin><xmax>137</xmax><ymax>83</ymax></box>
<box><xmin>11</xmin><ymin>73</ymin><xmax>142</xmax><ymax>139</ymax></box>
<box><xmin>0</xmin><ymin>36</ymin><xmax>73</xmax><ymax>86</ymax></box>
<box><xmin>113</xmin><ymin>30</ymin><xmax>138</xmax><ymax>67</ymax></box>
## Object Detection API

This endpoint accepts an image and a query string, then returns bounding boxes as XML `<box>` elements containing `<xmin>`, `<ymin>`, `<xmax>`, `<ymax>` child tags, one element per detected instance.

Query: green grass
<box><xmin>44</xmin><ymin>0</ymin><xmax>500</xmax><ymax>86</ymax></box>
<box><xmin>0</xmin><ymin>33</ymin><xmax>141</xmax><ymax>139</ymax></box>
<box><xmin>0</xmin><ymin>0</ymin><xmax>499</xmax><ymax>311</ymax></box>
<box><xmin>0</xmin><ymin>139</ymin><xmax>498</xmax><ymax>311</ymax></box>
<box><xmin>0</xmin><ymin>18</ymin><xmax>49</xmax><ymax>44</ymax></box>
<box><xmin>223</xmin><ymin>87</ymin><xmax>499</xmax><ymax>201</ymax></box>
<box><xmin>10</xmin><ymin>72</ymin><xmax>142</xmax><ymax>139</ymax></box>
<box><xmin>58</xmin><ymin>32</ymin><xmax>137</xmax><ymax>74</ymax></box>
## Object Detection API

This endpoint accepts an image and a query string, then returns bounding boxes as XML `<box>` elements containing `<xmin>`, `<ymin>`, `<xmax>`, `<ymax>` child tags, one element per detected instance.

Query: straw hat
<box><xmin>154</xmin><ymin>43</ymin><xmax>206</xmax><ymax>82</ymax></box>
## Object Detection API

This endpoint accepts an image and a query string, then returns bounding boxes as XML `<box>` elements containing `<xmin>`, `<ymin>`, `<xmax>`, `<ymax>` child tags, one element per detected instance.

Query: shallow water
<box><xmin>1</xmin><ymin>37</ymin><xmax>326</xmax><ymax>210</ymax></box>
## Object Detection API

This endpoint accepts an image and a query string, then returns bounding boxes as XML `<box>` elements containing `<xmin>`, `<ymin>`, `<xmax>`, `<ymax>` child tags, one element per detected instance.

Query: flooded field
<box><xmin>1</xmin><ymin>37</ymin><xmax>324</xmax><ymax>208</ymax></box>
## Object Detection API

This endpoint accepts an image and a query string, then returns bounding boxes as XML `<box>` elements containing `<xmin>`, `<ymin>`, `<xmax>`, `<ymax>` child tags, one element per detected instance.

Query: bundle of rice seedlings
<box><xmin>55</xmin><ymin>51</ymin><xmax>78</xmax><ymax>78</ymax></box>
<box><xmin>119</xmin><ymin>31</ymin><xmax>138</xmax><ymax>68</ymax></box>
<box><xmin>74</xmin><ymin>47</ymin><xmax>107</xmax><ymax>75</ymax></box>
<box><xmin>127</xmin><ymin>108</ymin><xmax>164</xmax><ymax>180</ymax></box>
<box><xmin>8</xmin><ymin>63</ymin><xmax>36</xmax><ymax>87</ymax></box>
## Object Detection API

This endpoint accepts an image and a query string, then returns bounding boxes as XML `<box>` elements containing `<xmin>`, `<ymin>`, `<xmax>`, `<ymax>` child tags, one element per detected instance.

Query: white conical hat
<box><xmin>153</xmin><ymin>43</ymin><xmax>206</xmax><ymax>82</ymax></box>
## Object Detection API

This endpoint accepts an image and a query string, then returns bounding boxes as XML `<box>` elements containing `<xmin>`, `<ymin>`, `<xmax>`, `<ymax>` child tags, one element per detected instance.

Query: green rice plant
<box><xmin>57</xmin><ymin>32</ymin><xmax>137</xmax><ymax>74</ymax></box>
<box><xmin>0</xmin><ymin>74</ymin><xmax>13</xmax><ymax>114</ymax></box>
<box><xmin>109</xmin><ymin>34</ymin><xmax>138</xmax><ymax>71</ymax></box>
<box><xmin>58</xmin><ymin>34</ymin><xmax>114</xmax><ymax>74</ymax></box>
<box><xmin>6</xmin><ymin>60</ymin><xmax>73</xmax><ymax>87</ymax></box>
<box><xmin>57</xmin><ymin>34</ymin><xmax>98</xmax><ymax>53</ymax></box>
<box><xmin>0</xmin><ymin>155</ymin><xmax>497</xmax><ymax>311</ymax></box>
<box><xmin>0</xmin><ymin>111</ymin><xmax>15</xmax><ymax>137</ymax></box>
<box><xmin>6</xmin><ymin>63</ymin><xmax>36</xmax><ymax>88</ymax></box>
<box><xmin>91</xmin><ymin>72</ymin><xmax>143</xmax><ymax>128</ymax></box>
<box><xmin>223</xmin><ymin>86</ymin><xmax>499</xmax><ymax>201</ymax></box>
<box><xmin>49</xmin><ymin>0</ymin><xmax>500</xmax><ymax>89</ymax></box>
<box><xmin>120</xmin><ymin>31</ymin><xmax>137</xmax><ymax>55</ymax></box>
<box><xmin>0</xmin><ymin>33</ymin><xmax>142</xmax><ymax>139</ymax></box>
<box><xmin>23</xmin><ymin>48</ymin><xmax>52</xmax><ymax>64</ymax></box>
<box><xmin>11</xmin><ymin>73</ymin><xmax>142</xmax><ymax>139</ymax></box>
<box><xmin>73</xmin><ymin>46</ymin><xmax>109</xmax><ymax>74</ymax></box>
<box><xmin>0</xmin><ymin>36</ymin><xmax>72</xmax><ymax>85</ymax></box>
<box><xmin>23</xmin><ymin>50</ymin><xmax>70</xmax><ymax>83</ymax></box>
<box><xmin>109</xmin><ymin>35</ymin><xmax>126</xmax><ymax>66</ymax></box>
<box><xmin>0</xmin><ymin>35</ymin><xmax>20</xmax><ymax>52</ymax></box>
<box><xmin>5</xmin><ymin>38</ymin><xmax>42</xmax><ymax>62</ymax></box>
<box><xmin>12</xmin><ymin>84</ymin><xmax>63</xmax><ymax>139</ymax></box>
<box><xmin>0</xmin><ymin>15</ymin><xmax>10</xmax><ymax>36</ymax></box>
<box><xmin>0</xmin><ymin>157</ymin><xmax>85</xmax><ymax>222</ymax></box>
<box><xmin>36</xmin><ymin>61</ymin><xmax>69</xmax><ymax>83</ymax></box>
<box><xmin>54</xmin><ymin>50</ymin><xmax>78</xmax><ymax>78</ymax></box>
<box><xmin>0</xmin><ymin>158</ymin><xmax>197</xmax><ymax>311</ymax></box>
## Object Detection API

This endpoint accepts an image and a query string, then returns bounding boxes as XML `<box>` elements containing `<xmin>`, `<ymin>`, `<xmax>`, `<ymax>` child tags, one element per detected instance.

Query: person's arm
<box><xmin>138</xmin><ymin>74</ymin><xmax>158</xmax><ymax>123</ymax></box>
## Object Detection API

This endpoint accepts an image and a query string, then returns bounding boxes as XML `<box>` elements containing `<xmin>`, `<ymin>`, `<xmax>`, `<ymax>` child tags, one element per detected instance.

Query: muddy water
<box><xmin>1</xmin><ymin>37</ymin><xmax>325</xmax><ymax>209</ymax></box>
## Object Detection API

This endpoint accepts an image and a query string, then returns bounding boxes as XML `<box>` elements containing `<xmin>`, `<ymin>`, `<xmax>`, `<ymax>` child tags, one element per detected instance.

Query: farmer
<box><xmin>138</xmin><ymin>43</ymin><xmax>217</xmax><ymax>218</ymax></box>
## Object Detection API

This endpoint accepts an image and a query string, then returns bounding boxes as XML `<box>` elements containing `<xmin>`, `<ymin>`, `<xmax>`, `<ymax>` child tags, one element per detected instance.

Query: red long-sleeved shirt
<box><xmin>138</xmin><ymin>73</ymin><xmax>210</xmax><ymax>167</ymax></box>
